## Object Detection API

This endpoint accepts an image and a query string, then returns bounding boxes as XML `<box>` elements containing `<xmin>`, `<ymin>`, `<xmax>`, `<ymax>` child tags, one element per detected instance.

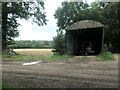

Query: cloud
<box><xmin>15</xmin><ymin>19</ymin><xmax>57</xmax><ymax>40</ymax></box>
<box><xmin>15</xmin><ymin>0</ymin><xmax>95</xmax><ymax>41</ymax></box>
<box><xmin>15</xmin><ymin>0</ymin><xmax>63</xmax><ymax>41</ymax></box>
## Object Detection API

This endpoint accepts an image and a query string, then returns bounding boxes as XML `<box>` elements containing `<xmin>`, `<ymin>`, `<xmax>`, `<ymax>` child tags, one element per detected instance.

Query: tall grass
<box><xmin>96</xmin><ymin>52</ymin><xmax>115</xmax><ymax>61</ymax></box>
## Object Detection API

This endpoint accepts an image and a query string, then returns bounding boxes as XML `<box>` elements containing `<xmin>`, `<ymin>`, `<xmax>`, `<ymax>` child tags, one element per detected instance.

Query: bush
<box><xmin>52</xmin><ymin>31</ymin><xmax>66</xmax><ymax>55</ymax></box>
<box><xmin>96</xmin><ymin>52</ymin><xmax>115</xmax><ymax>61</ymax></box>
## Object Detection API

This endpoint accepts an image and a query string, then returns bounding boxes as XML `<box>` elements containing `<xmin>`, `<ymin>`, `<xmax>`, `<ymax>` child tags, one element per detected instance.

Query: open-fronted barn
<box><xmin>66</xmin><ymin>20</ymin><xmax>104</xmax><ymax>55</ymax></box>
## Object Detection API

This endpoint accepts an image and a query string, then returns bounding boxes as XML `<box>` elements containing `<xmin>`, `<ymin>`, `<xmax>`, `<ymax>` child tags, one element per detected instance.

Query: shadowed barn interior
<box><xmin>66</xmin><ymin>20</ymin><xmax>104</xmax><ymax>55</ymax></box>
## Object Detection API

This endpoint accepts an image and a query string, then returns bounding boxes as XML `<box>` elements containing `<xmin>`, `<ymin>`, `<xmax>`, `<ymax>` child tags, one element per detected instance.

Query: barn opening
<box><xmin>66</xmin><ymin>20</ymin><xmax>104</xmax><ymax>55</ymax></box>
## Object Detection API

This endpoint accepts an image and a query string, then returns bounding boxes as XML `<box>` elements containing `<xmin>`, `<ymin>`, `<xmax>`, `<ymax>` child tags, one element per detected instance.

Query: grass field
<box><xmin>13</xmin><ymin>49</ymin><xmax>54</xmax><ymax>55</ymax></box>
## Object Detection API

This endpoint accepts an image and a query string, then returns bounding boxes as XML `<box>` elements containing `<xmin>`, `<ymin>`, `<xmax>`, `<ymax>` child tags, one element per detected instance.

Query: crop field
<box><xmin>13</xmin><ymin>49</ymin><xmax>54</xmax><ymax>55</ymax></box>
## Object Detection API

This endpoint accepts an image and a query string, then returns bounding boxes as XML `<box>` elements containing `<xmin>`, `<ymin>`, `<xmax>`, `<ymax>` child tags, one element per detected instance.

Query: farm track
<box><xmin>2</xmin><ymin>55</ymin><xmax>119</xmax><ymax>88</ymax></box>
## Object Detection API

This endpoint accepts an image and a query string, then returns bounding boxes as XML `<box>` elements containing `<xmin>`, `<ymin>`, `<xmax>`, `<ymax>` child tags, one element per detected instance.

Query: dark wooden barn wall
<box><xmin>66</xmin><ymin>27</ymin><xmax>103</xmax><ymax>55</ymax></box>
<box><xmin>66</xmin><ymin>31</ymin><xmax>73</xmax><ymax>55</ymax></box>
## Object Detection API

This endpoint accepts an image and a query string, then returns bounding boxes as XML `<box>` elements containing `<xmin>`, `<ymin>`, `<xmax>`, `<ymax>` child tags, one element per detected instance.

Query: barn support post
<box><xmin>101</xmin><ymin>27</ymin><xmax>105</xmax><ymax>53</ymax></box>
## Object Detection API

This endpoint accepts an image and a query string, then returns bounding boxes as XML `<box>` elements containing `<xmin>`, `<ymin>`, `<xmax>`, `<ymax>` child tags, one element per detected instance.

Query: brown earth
<box><xmin>2</xmin><ymin>54</ymin><xmax>119</xmax><ymax>88</ymax></box>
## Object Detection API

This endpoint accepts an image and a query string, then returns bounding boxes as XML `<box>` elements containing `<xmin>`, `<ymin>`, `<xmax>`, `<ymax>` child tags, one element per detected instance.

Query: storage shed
<box><xmin>66</xmin><ymin>20</ymin><xmax>104</xmax><ymax>55</ymax></box>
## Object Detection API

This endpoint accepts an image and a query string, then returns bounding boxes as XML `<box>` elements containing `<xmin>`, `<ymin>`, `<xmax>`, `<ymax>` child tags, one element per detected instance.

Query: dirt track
<box><xmin>2</xmin><ymin>55</ymin><xmax>119</xmax><ymax>88</ymax></box>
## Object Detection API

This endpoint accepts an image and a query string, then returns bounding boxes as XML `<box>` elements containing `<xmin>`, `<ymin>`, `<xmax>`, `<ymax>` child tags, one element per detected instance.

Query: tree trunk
<box><xmin>2</xmin><ymin>3</ymin><xmax>8</xmax><ymax>50</ymax></box>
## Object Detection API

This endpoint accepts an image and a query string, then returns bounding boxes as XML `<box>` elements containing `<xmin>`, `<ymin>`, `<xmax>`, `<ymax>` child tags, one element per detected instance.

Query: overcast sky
<box><xmin>14</xmin><ymin>0</ymin><xmax>95</xmax><ymax>41</ymax></box>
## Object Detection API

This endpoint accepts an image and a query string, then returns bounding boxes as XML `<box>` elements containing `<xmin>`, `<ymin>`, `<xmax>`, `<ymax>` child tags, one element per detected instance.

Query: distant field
<box><xmin>13</xmin><ymin>49</ymin><xmax>54</xmax><ymax>55</ymax></box>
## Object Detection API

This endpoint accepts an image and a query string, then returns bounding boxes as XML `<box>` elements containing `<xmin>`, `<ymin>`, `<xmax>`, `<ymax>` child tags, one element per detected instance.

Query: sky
<box><xmin>14</xmin><ymin>0</ymin><xmax>95</xmax><ymax>41</ymax></box>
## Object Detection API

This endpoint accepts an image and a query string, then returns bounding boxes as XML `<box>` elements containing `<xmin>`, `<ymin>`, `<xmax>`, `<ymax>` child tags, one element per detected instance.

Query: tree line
<box><xmin>12</xmin><ymin>40</ymin><xmax>52</xmax><ymax>49</ymax></box>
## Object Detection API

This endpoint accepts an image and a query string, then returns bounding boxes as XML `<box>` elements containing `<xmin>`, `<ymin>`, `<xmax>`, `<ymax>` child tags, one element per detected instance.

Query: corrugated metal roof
<box><xmin>67</xmin><ymin>20</ymin><xmax>104</xmax><ymax>30</ymax></box>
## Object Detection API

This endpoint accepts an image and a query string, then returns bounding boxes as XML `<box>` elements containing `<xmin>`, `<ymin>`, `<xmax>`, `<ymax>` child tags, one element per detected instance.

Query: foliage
<box><xmin>13</xmin><ymin>40</ymin><xmax>52</xmax><ymax>49</ymax></box>
<box><xmin>2</xmin><ymin>2</ymin><xmax>47</xmax><ymax>50</ymax></box>
<box><xmin>101</xmin><ymin>2</ymin><xmax>120</xmax><ymax>52</ymax></box>
<box><xmin>96</xmin><ymin>52</ymin><xmax>115</xmax><ymax>61</ymax></box>
<box><xmin>54</xmin><ymin>2</ymin><xmax>104</xmax><ymax>31</ymax></box>
<box><xmin>52</xmin><ymin>31</ymin><xmax>66</xmax><ymax>55</ymax></box>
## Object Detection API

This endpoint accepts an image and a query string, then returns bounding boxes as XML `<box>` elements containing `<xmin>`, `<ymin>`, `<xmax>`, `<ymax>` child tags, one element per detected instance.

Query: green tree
<box><xmin>14</xmin><ymin>40</ymin><xmax>52</xmax><ymax>49</ymax></box>
<box><xmin>54</xmin><ymin>2</ymin><xmax>89</xmax><ymax>31</ymax></box>
<box><xmin>54</xmin><ymin>2</ymin><xmax>105</xmax><ymax>31</ymax></box>
<box><xmin>101</xmin><ymin>2</ymin><xmax>120</xmax><ymax>52</ymax></box>
<box><xmin>2</xmin><ymin>2</ymin><xmax>47</xmax><ymax>50</ymax></box>
<box><xmin>52</xmin><ymin>31</ymin><xmax>66</xmax><ymax>55</ymax></box>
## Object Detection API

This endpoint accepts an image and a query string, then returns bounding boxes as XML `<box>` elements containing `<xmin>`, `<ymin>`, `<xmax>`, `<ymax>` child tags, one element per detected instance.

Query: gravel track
<box><xmin>2</xmin><ymin>55</ymin><xmax>119</xmax><ymax>88</ymax></box>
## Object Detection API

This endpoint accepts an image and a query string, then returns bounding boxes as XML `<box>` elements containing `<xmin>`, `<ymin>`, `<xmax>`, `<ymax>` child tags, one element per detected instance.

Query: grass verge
<box><xmin>2</xmin><ymin>54</ymin><xmax>71</xmax><ymax>61</ymax></box>
<box><xmin>2</xmin><ymin>49</ymin><xmax>71</xmax><ymax>61</ymax></box>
